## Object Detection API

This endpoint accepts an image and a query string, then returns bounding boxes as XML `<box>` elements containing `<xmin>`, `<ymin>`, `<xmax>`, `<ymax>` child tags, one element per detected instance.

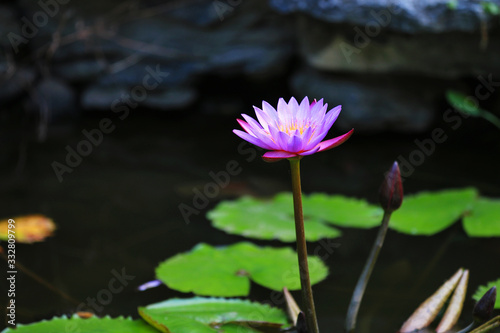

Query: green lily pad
<box><xmin>139</xmin><ymin>297</ymin><xmax>289</xmax><ymax>333</ymax></box>
<box><xmin>207</xmin><ymin>194</ymin><xmax>340</xmax><ymax>242</ymax></box>
<box><xmin>156</xmin><ymin>242</ymin><xmax>328</xmax><ymax>296</ymax></box>
<box><xmin>463</xmin><ymin>198</ymin><xmax>500</xmax><ymax>237</ymax></box>
<box><xmin>302</xmin><ymin>193</ymin><xmax>383</xmax><ymax>228</ymax></box>
<box><xmin>390</xmin><ymin>188</ymin><xmax>478</xmax><ymax>235</ymax></box>
<box><xmin>208</xmin><ymin>192</ymin><xmax>384</xmax><ymax>242</ymax></box>
<box><xmin>0</xmin><ymin>315</ymin><xmax>158</xmax><ymax>333</ymax></box>
<box><xmin>473</xmin><ymin>279</ymin><xmax>500</xmax><ymax>309</ymax></box>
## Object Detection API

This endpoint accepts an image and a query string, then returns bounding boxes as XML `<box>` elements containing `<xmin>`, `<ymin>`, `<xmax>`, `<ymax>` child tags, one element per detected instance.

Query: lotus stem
<box><xmin>345</xmin><ymin>210</ymin><xmax>392</xmax><ymax>333</ymax></box>
<box><xmin>289</xmin><ymin>158</ymin><xmax>319</xmax><ymax>333</ymax></box>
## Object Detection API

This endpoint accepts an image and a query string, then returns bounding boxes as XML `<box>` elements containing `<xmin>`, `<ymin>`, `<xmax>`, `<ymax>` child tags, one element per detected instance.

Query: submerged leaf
<box><xmin>155</xmin><ymin>242</ymin><xmax>328</xmax><ymax>297</ymax></box>
<box><xmin>474</xmin><ymin>280</ymin><xmax>500</xmax><ymax>309</ymax></box>
<box><xmin>390</xmin><ymin>188</ymin><xmax>477</xmax><ymax>235</ymax></box>
<box><xmin>0</xmin><ymin>215</ymin><xmax>56</xmax><ymax>243</ymax></box>
<box><xmin>400</xmin><ymin>268</ymin><xmax>464</xmax><ymax>333</ymax></box>
<box><xmin>463</xmin><ymin>198</ymin><xmax>500</xmax><ymax>237</ymax></box>
<box><xmin>436</xmin><ymin>270</ymin><xmax>469</xmax><ymax>332</ymax></box>
<box><xmin>0</xmin><ymin>315</ymin><xmax>157</xmax><ymax>333</ymax></box>
<box><xmin>207</xmin><ymin>194</ymin><xmax>341</xmax><ymax>242</ymax></box>
<box><xmin>138</xmin><ymin>297</ymin><xmax>289</xmax><ymax>333</ymax></box>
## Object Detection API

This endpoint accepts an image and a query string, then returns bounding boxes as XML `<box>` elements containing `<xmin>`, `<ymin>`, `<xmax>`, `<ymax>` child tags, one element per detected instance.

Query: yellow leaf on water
<box><xmin>0</xmin><ymin>215</ymin><xmax>56</xmax><ymax>243</ymax></box>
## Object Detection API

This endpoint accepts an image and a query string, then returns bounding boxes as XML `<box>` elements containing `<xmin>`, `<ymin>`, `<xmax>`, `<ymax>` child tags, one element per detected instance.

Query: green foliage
<box><xmin>482</xmin><ymin>1</ymin><xmax>500</xmax><ymax>15</ymax></box>
<box><xmin>446</xmin><ymin>90</ymin><xmax>500</xmax><ymax>129</ymax></box>
<box><xmin>463</xmin><ymin>198</ymin><xmax>500</xmax><ymax>237</ymax></box>
<box><xmin>210</xmin><ymin>187</ymin><xmax>500</xmax><ymax>237</ymax></box>
<box><xmin>474</xmin><ymin>279</ymin><xmax>500</xmax><ymax>309</ymax></box>
<box><xmin>139</xmin><ymin>297</ymin><xmax>289</xmax><ymax>333</ymax></box>
<box><xmin>0</xmin><ymin>316</ymin><xmax>158</xmax><ymax>333</ymax></box>
<box><xmin>447</xmin><ymin>0</ymin><xmax>458</xmax><ymax>10</ymax></box>
<box><xmin>207</xmin><ymin>193</ymin><xmax>341</xmax><ymax>242</ymax></box>
<box><xmin>208</xmin><ymin>192</ymin><xmax>383</xmax><ymax>242</ymax></box>
<box><xmin>303</xmin><ymin>193</ymin><xmax>383</xmax><ymax>228</ymax></box>
<box><xmin>155</xmin><ymin>242</ymin><xmax>328</xmax><ymax>296</ymax></box>
<box><xmin>446</xmin><ymin>90</ymin><xmax>482</xmax><ymax>116</ymax></box>
<box><xmin>389</xmin><ymin>188</ymin><xmax>477</xmax><ymax>235</ymax></box>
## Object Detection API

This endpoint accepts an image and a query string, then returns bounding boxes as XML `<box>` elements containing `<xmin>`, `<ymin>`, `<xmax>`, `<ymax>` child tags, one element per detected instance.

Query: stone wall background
<box><xmin>1</xmin><ymin>0</ymin><xmax>500</xmax><ymax>133</ymax></box>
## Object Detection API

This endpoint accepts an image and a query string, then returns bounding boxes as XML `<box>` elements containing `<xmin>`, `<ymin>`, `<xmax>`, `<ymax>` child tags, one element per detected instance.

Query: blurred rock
<box><xmin>291</xmin><ymin>67</ymin><xmax>437</xmax><ymax>132</ymax></box>
<box><xmin>296</xmin><ymin>16</ymin><xmax>500</xmax><ymax>78</ymax></box>
<box><xmin>269</xmin><ymin>0</ymin><xmax>499</xmax><ymax>33</ymax></box>
<box><xmin>81</xmin><ymin>84</ymin><xmax>197</xmax><ymax>111</ymax></box>
<box><xmin>32</xmin><ymin>78</ymin><xmax>76</xmax><ymax>121</ymax></box>
<box><xmin>0</xmin><ymin>67</ymin><xmax>36</xmax><ymax>105</ymax></box>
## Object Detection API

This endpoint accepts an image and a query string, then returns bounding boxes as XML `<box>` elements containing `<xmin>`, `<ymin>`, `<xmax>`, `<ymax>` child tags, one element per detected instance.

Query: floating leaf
<box><xmin>207</xmin><ymin>194</ymin><xmax>340</xmax><ymax>242</ymax></box>
<box><xmin>0</xmin><ymin>215</ymin><xmax>56</xmax><ymax>243</ymax></box>
<box><xmin>155</xmin><ymin>242</ymin><xmax>328</xmax><ymax>296</ymax></box>
<box><xmin>390</xmin><ymin>188</ymin><xmax>477</xmax><ymax>235</ymax></box>
<box><xmin>463</xmin><ymin>198</ymin><xmax>500</xmax><ymax>237</ymax></box>
<box><xmin>400</xmin><ymin>268</ymin><xmax>464</xmax><ymax>333</ymax></box>
<box><xmin>474</xmin><ymin>280</ymin><xmax>500</xmax><ymax>309</ymax></box>
<box><xmin>0</xmin><ymin>315</ymin><xmax>158</xmax><ymax>333</ymax></box>
<box><xmin>139</xmin><ymin>297</ymin><xmax>289</xmax><ymax>333</ymax></box>
<box><xmin>303</xmin><ymin>193</ymin><xmax>383</xmax><ymax>228</ymax></box>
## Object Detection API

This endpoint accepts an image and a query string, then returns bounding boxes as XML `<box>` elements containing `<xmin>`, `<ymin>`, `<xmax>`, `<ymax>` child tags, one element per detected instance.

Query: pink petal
<box><xmin>253</xmin><ymin>106</ymin><xmax>275</xmax><ymax>130</ymax></box>
<box><xmin>288</xmin><ymin>134</ymin><xmax>303</xmax><ymax>153</ymax></box>
<box><xmin>261</xmin><ymin>101</ymin><xmax>279</xmax><ymax>122</ymax></box>
<box><xmin>299</xmin><ymin>146</ymin><xmax>321</xmax><ymax>156</ymax></box>
<box><xmin>262</xmin><ymin>151</ymin><xmax>297</xmax><ymax>162</ymax></box>
<box><xmin>233</xmin><ymin>129</ymin><xmax>274</xmax><ymax>150</ymax></box>
<box><xmin>241</xmin><ymin>114</ymin><xmax>264</xmax><ymax>131</ymax></box>
<box><xmin>237</xmin><ymin>119</ymin><xmax>258</xmax><ymax>136</ymax></box>
<box><xmin>278</xmin><ymin>131</ymin><xmax>291</xmax><ymax>151</ymax></box>
<box><xmin>322</xmin><ymin>105</ymin><xmax>342</xmax><ymax>130</ymax></box>
<box><xmin>316</xmin><ymin>129</ymin><xmax>354</xmax><ymax>152</ymax></box>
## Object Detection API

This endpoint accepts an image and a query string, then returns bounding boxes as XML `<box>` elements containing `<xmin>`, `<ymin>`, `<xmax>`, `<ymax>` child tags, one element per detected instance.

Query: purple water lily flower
<box><xmin>233</xmin><ymin>97</ymin><xmax>354</xmax><ymax>162</ymax></box>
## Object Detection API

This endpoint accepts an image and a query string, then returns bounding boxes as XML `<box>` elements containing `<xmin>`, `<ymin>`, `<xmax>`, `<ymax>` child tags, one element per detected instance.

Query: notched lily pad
<box><xmin>139</xmin><ymin>297</ymin><xmax>289</xmax><ymax>333</ymax></box>
<box><xmin>390</xmin><ymin>188</ymin><xmax>477</xmax><ymax>235</ymax></box>
<box><xmin>207</xmin><ymin>193</ymin><xmax>340</xmax><ymax>242</ymax></box>
<box><xmin>208</xmin><ymin>192</ymin><xmax>384</xmax><ymax>242</ymax></box>
<box><xmin>0</xmin><ymin>315</ymin><xmax>157</xmax><ymax>333</ymax></box>
<box><xmin>474</xmin><ymin>279</ymin><xmax>500</xmax><ymax>309</ymax></box>
<box><xmin>302</xmin><ymin>193</ymin><xmax>383</xmax><ymax>228</ymax></box>
<box><xmin>463</xmin><ymin>198</ymin><xmax>500</xmax><ymax>237</ymax></box>
<box><xmin>155</xmin><ymin>242</ymin><xmax>328</xmax><ymax>296</ymax></box>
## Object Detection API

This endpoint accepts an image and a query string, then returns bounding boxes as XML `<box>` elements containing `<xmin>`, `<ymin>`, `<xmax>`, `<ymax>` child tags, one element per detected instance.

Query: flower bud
<box><xmin>473</xmin><ymin>286</ymin><xmax>496</xmax><ymax>324</ymax></box>
<box><xmin>379</xmin><ymin>161</ymin><xmax>403</xmax><ymax>212</ymax></box>
<box><xmin>296</xmin><ymin>311</ymin><xmax>308</xmax><ymax>333</ymax></box>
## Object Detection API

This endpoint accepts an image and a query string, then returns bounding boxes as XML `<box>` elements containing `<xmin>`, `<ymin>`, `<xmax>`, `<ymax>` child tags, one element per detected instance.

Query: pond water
<box><xmin>1</xmin><ymin>102</ymin><xmax>499</xmax><ymax>332</ymax></box>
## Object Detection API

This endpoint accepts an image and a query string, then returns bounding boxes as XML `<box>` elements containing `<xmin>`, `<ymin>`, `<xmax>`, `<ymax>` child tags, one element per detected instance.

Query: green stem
<box><xmin>345</xmin><ymin>210</ymin><xmax>392</xmax><ymax>333</ymax></box>
<box><xmin>289</xmin><ymin>158</ymin><xmax>319</xmax><ymax>333</ymax></box>
<box><xmin>470</xmin><ymin>316</ymin><xmax>500</xmax><ymax>333</ymax></box>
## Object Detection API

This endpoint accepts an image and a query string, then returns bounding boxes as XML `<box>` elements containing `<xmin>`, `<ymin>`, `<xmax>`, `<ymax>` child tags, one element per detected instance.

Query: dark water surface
<box><xmin>1</xmin><ymin>108</ymin><xmax>499</xmax><ymax>332</ymax></box>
